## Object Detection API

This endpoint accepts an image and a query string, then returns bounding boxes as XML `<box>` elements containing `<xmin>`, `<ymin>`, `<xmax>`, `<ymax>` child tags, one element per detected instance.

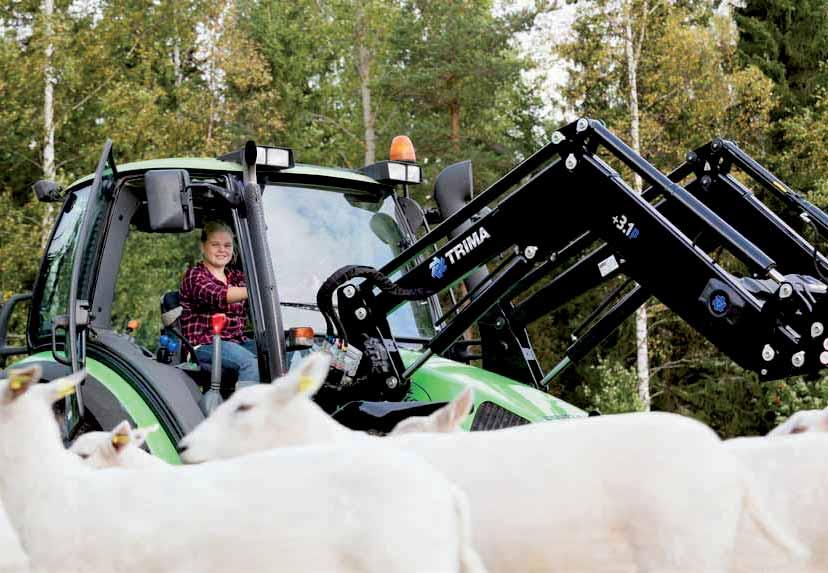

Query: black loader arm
<box><xmin>516</xmin><ymin>138</ymin><xmax>828</xmax><ymax>384</ymax></box>
<box><xmin>316</xmin><ymin>118</ymin><xmax>827</xmax><ymax>398</ymax></box>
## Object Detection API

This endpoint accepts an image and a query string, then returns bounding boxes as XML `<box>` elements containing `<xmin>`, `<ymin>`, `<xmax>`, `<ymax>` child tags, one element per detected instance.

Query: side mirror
<box><xmin>398</xmin><ymin>196</ymin><xmax>426</xmax><ymax>233</ymax></box>
<box><xmin>370</xmin><ymin>213</ymin><xmax>404</xmax><ymax>255</ymax></box>
<box><xmin>433</xmin><ymin>160</ymin><xmax>488</xmax><ymax>291</ymax></box>
<box><xmin>0</xmin><ymin>293</ymin><xmax>32</xmax><ymax>367</ymax></box>
<box><xmin>433</xmin><ymin>160</ymin><xmax>473</xmax><ymax>220</ymax></box>
<box><xmin>33</xmin><ymin>180</ymin><xmax>63</xmax><ymax>203</ymax></box>
<box><xmin>144</xmin><ymin>170</ymin><xmax>194</xmax><ymax>232</ymax></box>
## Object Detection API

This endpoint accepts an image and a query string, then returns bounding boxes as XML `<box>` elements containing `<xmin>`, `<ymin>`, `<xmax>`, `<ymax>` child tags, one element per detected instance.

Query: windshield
<box><xmin>261</xmin><ymin>184</ymin><xmax>436</xmax><ymax>339</ymax></box>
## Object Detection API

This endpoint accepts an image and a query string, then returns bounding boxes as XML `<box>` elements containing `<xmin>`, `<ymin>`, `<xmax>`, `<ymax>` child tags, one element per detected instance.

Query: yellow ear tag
<box><xmin>111</xmin><ymin>434</ymin><xmax>130</xmax><ymax>446</ymax></box>
<box><xmin>8</xmin><ymin>371</ymin><xmax>30</xmax><ymax>392</ymax></box>
<box><xmin>298</xmin><ymin>375</ymin><xmax>315</xmax><ymax>393</ymax></box>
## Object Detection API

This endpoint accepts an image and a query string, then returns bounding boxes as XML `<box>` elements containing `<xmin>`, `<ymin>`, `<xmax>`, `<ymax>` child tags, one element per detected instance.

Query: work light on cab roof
<box><xmin>360</xmin><ymin>135</ymin><xmax>422</xmax><ymax>186</ymax></box>
<box><xmin>218</xmin><ymin>141</ymin><xmax>295</xmax><ymax>171</ymax></box>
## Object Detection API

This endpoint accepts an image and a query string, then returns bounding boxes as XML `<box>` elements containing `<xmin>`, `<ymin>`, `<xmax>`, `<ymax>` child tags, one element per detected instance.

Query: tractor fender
<box><xmin>88</xmin><ymin>329</ymin><xmax>205</xmax><ymax>441</ymax></box>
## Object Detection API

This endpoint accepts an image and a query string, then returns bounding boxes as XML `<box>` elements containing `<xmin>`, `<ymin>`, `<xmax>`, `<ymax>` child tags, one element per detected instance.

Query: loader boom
<box><xmin>316</xmin><ymin>119</ymin><xmax>828</xmax><ymax>396</ymax></box>
<box><xmin>518</xmin><ymin>137</ymin><xmax>828</xmax><ymax>384</ymax></box>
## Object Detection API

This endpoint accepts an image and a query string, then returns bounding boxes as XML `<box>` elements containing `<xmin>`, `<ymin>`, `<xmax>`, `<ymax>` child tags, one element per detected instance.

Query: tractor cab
<box><xmin>0</xmin><ymin>138</ymin><xmax>583</xmax><ymax>462</ymax></box>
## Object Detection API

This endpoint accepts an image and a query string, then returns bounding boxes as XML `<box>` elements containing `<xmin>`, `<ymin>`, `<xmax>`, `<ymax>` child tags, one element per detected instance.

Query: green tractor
<box><xmin>0</xmin><ymin>139</ymin><xmax>584</xmax><ymax>463</ymax></box>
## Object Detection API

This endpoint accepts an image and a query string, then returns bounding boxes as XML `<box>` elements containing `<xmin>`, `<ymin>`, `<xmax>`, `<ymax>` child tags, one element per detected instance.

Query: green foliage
<box><xmin>237</xmin><ymin>0</ymin><xmax>396</xmax><ymax>167</ymax></box>
<box><xmin>0</xmin><ymin>195</ymin><xmax>47</xmax><ymax>294</ymax></box>
<box><xmin>577</xmin><ymin>357</ymin><xmax>644</xmax><ymax>414</ymax></box>
<box><xmin>559</xmin><ymin>2</ymin><xmax>776</xmax><ymax>168</ymax></box>
<box><xmin>734</xmin><ymin>0</ymin><xmax>828</xmax><ymax>192</ymax></box>
<box><xmin>777</xmin><ymin>90</ymin><xmax>828</xmax><ymax>195</ymax></box>
<box><xmin>764</xmin><ymin>377</ymin><xmax>828</xmax><ymax>426</ymax></box>
<box><xmin>735</xmin><ymin>0</ymin><xmax>828</xmax><ymax>113</ymax></box>
<box><xmin>387</xmin><ymin>0</ymin><xmax>544</xmax><ymax>194</ymax></box>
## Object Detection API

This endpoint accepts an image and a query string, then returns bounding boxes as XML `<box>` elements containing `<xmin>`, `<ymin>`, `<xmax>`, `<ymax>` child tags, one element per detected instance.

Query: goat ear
<box><xmin>111</xmin><ymin>420</ymin><xmax>133</xmax><ymax>451</ymax></box>
<box><xmin>271</xmin><ymin>352</ymin><xmax>332</xmax><ymax>402</ymax></box>
<box><xmin>47</xmin><ymin>370</ymin><xmax>86</xmax><ymax>404</ymax></box>
<box><xmin>131</xmin><ymin>424</ymin><xmax>159</xmax><ymax>448</ymax></box>
<box><xmin>297</xmin><ymin>352</ymin><xmax>332</xmax><ymax>394</ymax></box>
<box><xmin>3</xmin><ymin>364</ymin><xmax>42</xmax><ymax>402</ymax></box>
<box><xmin>283</xmin><ymin>352</ymin><xmax>332</xmax><ymax>398</ymax></box>
<box><xmin>432</xmin><ymin>388</ymin><xmax>474</xmax><ymax>432</ymax></box>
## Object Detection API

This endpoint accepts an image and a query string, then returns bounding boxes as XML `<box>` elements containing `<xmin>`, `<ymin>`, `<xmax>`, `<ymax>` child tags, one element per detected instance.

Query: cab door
<box><xmin>63</xmin><ymin>140</ymin><xmax>117</xmax><ymax>433</ymax></box>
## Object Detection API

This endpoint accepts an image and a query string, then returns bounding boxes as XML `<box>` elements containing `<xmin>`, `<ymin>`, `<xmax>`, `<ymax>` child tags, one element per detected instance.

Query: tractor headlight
<box><xmin>406</xmin><ymin>164</ymin><xmax>422</xmax><ymax>183</ymax></box>
<box><xmin>361</xmin><ymin>161</ymin><xmax>423</xmax><ymax>186</ymax></box>
<box><xmin>218</xmin><ymin>142</ymin><xmax>295</xmax><ymax>171</ymax></box>
<box><xmin>388</xmin><ymin>162</ymin><xmax>406</xmax><ymax>181</ymax></box>
<box><xmin>259</xmin><ymin>146</ymin><xmax>292</xmax><ymax>169</ymax></box>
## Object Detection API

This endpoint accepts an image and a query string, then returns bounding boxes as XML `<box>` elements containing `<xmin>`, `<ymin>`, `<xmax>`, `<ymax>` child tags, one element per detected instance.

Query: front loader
<box><xmin>313</xmin><ymin>118</ymin><xmax>828</xmax><ymax>395</ymax></box>
<box><xmin>499</xmin><ymin>130</ymin><xmax>828</xmax><ymax>385</ymax></box>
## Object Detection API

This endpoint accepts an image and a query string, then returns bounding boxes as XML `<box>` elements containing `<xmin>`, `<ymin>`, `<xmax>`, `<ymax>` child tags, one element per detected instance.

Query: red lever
<box><xmin>211</xmin><ymin>313</ymin><xmax>228</xmax><ymax>335</ymax></box>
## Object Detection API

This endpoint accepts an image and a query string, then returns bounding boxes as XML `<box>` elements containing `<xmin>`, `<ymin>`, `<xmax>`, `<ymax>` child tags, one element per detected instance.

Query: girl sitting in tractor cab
<box><xmin>179</xmin><ymin>220</ymin><xmax>260</xmax><ymax>387</ymax></box>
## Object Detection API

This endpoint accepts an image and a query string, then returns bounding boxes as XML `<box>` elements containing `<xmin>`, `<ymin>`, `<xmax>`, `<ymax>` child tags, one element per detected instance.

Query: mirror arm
<box><xmin>185</xmin><ymin>182</ymin><xmax>242</xmax><ymax>207</ymax></box>
<box><xmin>0</xmin><ymin>293</ymin><xmax>31</xmax><ymax>366</ymax></box>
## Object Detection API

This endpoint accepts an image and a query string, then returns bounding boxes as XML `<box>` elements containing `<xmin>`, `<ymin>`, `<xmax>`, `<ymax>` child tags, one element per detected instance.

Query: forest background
<box><xmin>1</xmin><ymin>0</ymin><xmax>826</xmax><ymax>437</ymax></box>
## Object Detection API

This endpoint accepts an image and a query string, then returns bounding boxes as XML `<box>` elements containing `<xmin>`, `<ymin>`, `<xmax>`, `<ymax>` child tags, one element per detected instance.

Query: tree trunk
<box><xmin>173</xmin><ymin>44</ymin><xmax>183</xmax><ymax>88</ymax></box>
<box><xmin>41</xmin><ymin>0</ymin><xmax>56</xmax><ymax>249</ymax></box>
<box><xmin>625</xmin><ymin>3</ymin><xmax>651</xmax><ymax>410</ymax></box>
<box><xmin>354</xmin><ymin>3</ymin><xmax>376</xmax><ymax>166</ymax></box>
<box><xmin>450</xmin><ymin>99</ymin><xmax>461</xmax><ymax>152</ymax></box>
<box><xmin>357</xmin><ymin>44</ymin><xmax>376</xmax><ymax>166</ymax></box>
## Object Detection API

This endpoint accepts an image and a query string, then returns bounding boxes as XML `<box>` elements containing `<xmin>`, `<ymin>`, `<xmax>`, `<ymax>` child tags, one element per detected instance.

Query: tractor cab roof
<box><xmin>66</xmin><ymin>157</ymin><xmax>391</xmax><ymax>196</ymax></box>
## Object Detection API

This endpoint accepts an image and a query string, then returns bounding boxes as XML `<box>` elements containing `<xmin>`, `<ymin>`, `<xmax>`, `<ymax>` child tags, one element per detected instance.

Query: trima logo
<box><xmin>430</xmin><ymin>256</ymin><xmax>447</xmax><ymax>279</ymax></box>
<box><xmin>446</xmin><ymin>227</ymin><xmax>491</xmax><ymax>264</ymax></box>
<box><xmin>430</xmin><ymin>227</ymin><xmax>491</xmax><ymax>280</ymax></box>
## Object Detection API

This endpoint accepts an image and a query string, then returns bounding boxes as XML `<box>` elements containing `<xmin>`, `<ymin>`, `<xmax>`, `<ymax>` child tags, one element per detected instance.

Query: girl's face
<box><xmin>201</xmin><ymin>231</ymin><xmax>234</xmax><ymax>269</ymax></box>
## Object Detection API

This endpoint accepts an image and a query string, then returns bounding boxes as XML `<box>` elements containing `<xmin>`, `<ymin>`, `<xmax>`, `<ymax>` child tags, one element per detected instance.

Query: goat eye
<box><xmin>78</xmin><ymin>453</ymin><xmax>89</xmax><ymax>460</ymax></box>
<box><xmin>235</xmin><ymin>403</ymin><xmax>254</xmax><ymax>413</ymax></box>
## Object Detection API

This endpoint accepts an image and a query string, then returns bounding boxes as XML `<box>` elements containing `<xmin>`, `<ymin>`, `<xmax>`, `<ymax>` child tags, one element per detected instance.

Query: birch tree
<box><xmin>622</xmin><ymin>0</ymin><xmax>654</xmax><ymax>409</ymax></box>
<box><xmin>40</xmin><ymin>0</ymin><xmax>56</xmax><ymax>248</ymax></box>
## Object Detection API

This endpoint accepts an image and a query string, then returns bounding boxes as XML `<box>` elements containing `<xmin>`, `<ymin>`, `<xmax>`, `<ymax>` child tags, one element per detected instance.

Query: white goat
<box><xmin>180</xmin><ymin>352</ymin><xmax>806</xmax><ymax>573</ymax></box>
<box><xmin>69</xmin><ymin>421</ymin><xmax>165</xmax><ymax>469</ymax></box>
<box><xmin>726</xmin><ymin>433</ymin><xmax>828</xmax><ymax>572</ymax></box>
<box><xmin>389</xmin><ymin>388</ymin><xmax>474</xmax><ymax>435</ymax></box>
<box><xmin>767</xmin><ymin>408</ymin><xmax>828</xmax><ymax>436</ymax></box>
<box><xmin>0</xmin><ymin>498</ymin><xmax>28</xmax><ymax>573</ymax></box>
<box><xmin>0</xmin><ymin>371</ymin><xmax>33</xmax><ymax>573</ymax></box>
<box><xmin>0</xmin><ymin>364</ymin><xmax>485</xmax><ymax>573</ymax></box>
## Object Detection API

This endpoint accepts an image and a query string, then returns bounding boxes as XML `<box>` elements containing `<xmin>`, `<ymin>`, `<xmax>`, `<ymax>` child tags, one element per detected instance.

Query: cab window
<box><xmin>34</xmin><ymin>185</ymin><xmax>91</xmax><ymax>341</ymax></box>
<box><xmin>111</xmin><ymin>227</ymin><xmax>199</xmax><ymax>350</ymax></box>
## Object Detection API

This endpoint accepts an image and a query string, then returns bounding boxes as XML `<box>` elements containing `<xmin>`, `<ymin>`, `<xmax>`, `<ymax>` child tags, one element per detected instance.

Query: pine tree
<box><xmin>735</xmin><ymin>0</ymin><xmax>828</xmax><ymax>113</ymax></box>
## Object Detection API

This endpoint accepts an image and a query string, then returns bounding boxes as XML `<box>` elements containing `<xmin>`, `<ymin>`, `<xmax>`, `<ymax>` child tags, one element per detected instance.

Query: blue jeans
<box><xmin>195</xmin><ymin>339</ymin><xmax>260</xmax><ymax>388</ymax></box>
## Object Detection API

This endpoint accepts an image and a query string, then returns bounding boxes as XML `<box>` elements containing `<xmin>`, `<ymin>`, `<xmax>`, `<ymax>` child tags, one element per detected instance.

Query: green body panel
<box><xmin>18</xmin><ymin>353</ymin><xmax>181</xmax><ymax>464</ymax></box>
<box><xmin>401</xmin><ymin>350</ymin><xmax>585</xmax><ymax>429</ymax></box>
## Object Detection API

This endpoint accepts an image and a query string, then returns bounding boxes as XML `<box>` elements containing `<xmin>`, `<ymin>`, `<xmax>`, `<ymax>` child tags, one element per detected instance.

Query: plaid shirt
<box><xmin>179</xmin><ymin>262</ymin><xmax>247</xmax><ymax>346</ymax></box>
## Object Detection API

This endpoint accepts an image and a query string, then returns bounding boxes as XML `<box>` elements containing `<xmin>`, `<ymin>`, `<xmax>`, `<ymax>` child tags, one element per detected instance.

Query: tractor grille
<box><xmin>470</xmin><ymin>401</ymin><xmax>531</xmax><ymax>431</ymax></box>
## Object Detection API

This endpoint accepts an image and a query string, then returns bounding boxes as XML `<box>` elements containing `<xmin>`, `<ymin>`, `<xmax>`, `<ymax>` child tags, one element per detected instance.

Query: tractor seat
<box><xmin>159</xmin><ymin>290</ymin><xmax>239</xmax><ymax>397</ymax></box>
